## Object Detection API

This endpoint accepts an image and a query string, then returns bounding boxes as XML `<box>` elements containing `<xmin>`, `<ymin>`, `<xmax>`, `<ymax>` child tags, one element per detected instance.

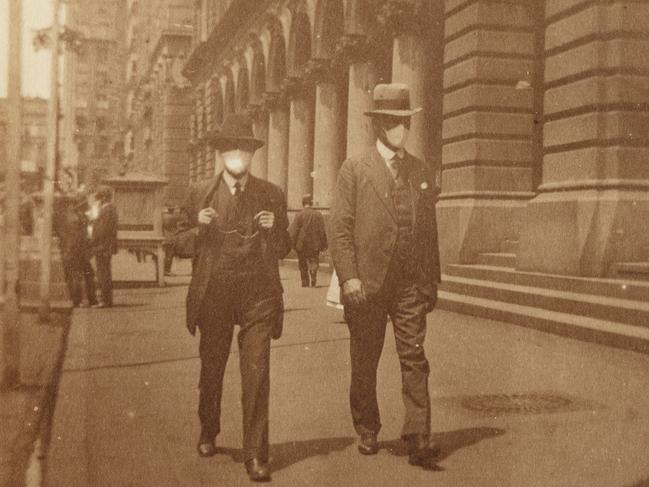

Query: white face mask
<box><xmin>382</xmin><ymin>124</ymin><xmax>409</xmax><ymax>149</ymax></box>
<box><xmin>222</xmin><ymin>149</ymin><xmax>253</xmax><ymax>178</ymax></box>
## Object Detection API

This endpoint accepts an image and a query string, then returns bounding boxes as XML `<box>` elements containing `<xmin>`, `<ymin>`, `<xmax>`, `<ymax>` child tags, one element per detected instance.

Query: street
<box><xmin>45</xmin><ymin>260</ymin><xmax>649</xmax><ymax>487</ymax></box>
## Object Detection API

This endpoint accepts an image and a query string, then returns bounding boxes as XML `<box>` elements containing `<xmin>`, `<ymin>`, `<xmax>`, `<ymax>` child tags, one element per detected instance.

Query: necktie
<box><xmin>229</xmin><ymin>182</ymin><xmax>243</xmax><ymax>225</ymax></box>
<box><xmin>391</xmin><ymin>155</ymin><xmax>403</xmax><ymax>179</ymax></box>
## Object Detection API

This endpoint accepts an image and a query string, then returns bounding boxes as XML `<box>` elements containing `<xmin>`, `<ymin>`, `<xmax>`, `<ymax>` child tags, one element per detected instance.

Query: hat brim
<box><xmin>363</xmin><ymin>107</ymin><xmax>423</xmax><ymax>117</ymax></box>
<box><xmin>209</xmin><ymin>136</ymin><xmax>264</xmax><ymax>151</ymax></box>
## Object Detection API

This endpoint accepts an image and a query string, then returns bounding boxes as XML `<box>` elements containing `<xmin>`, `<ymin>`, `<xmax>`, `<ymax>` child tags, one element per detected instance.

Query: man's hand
<box><xmin>255</xmin><ymin>211</ymin><xmax>275</xmax><ymax>230</ymax></box>
<box><xmin>342</xmin><ymin>278</ymin><xmax>366</xmax><ymax>306</ymax></box>
<box><xmin>198</xmin><ymin>207</ymin><xmax>217</xmax><ymax>225</ymax></box>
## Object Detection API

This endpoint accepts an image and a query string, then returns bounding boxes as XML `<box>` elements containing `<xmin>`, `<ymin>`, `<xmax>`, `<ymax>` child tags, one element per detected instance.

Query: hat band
<box><xmin>374</xmin><ymin>98</ymin><xmax>411</xmax><ymax>111</ymax></box>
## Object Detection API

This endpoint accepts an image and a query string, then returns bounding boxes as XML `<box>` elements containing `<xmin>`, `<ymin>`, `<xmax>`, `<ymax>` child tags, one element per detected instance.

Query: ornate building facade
<box><xmin>60</xmin><ymin>0</ymin><xmax>127</xmax><ymax>187</ymax></box>
<box><xmin>123</xmin><ymin>0</ymin><xmax>194</xmax><ymax>207</ymax></box>
<box><xmin>183</xmin><ymin>0</ymin><xmax>649</xmax><ymax>340</ymax></box>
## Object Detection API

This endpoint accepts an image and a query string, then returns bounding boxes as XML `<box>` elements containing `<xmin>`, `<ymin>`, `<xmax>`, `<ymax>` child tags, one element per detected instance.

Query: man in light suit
<box><xmin>182</xmin><ymin>113</ymin><xmax>291</xmax><ymax>482</ymax></box>
<box><xmin>329</xmin><ymin>83</ymin><xmax>441</xmax><ymax>468</ymax></box>
<box><xmin>89</xmin><ymin>185</ymin><xmax>118</xmax><ymax>308</ymax></box>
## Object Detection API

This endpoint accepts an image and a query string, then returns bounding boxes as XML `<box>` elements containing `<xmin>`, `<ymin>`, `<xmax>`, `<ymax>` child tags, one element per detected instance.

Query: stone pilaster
<box><xmin>308</xmin><ymin>59</ymin><xmax>347</xmax><ymax>209</ymax></box>
<box><xmin>263</xmin><ymin>92</ymin><xmax>290</xmax><ymax>193</ymax></box>
<box><xmin>518</xmin><ymin>0</ymin><xmax>649</xmax><ymax>276</ymax></box>
<box><xmin>284</xmin><ymin>77</ymin><xmax>315</xmax><ymax>211</ymax></box>
<box><xmin>248</xmin><ymin>104</ymin><xmax>269</xmax><ymax>180</ymax></box>
<box><xmin>379</xmin><ymin>0</ymin><xmax>430</xmax><ymax>160</ymax></box>
<box><xmin>437</xmin><ymin>0</ymin><xmax>538</xmax><ymax>265</ymax></box>
<box><xmin>337</xmin><ymin>34</ymin><xmax>380</xmax><ymax>158</ymax></box>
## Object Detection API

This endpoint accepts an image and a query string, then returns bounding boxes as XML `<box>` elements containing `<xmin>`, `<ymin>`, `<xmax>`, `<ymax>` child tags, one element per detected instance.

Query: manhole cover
<box><xmin>461</xmin><ymin>393</ymin><xmax>573</xmax><ymax>415</ymax></box>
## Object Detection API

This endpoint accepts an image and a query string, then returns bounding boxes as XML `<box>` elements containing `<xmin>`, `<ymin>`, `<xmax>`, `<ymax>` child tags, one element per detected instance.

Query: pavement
<box><xmin>42</xmin><ymin>256</ymin><xmax>649</xmax><ymax>487</ymax></box>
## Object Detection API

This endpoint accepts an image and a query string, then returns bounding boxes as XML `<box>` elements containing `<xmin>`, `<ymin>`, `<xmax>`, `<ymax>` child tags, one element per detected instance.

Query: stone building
<box><xmin>0</xmin><ymin>97</ymin><xmax>49</xmax><ymax>184</ymax></box>
<box><xmin>123</xmin><ymin>0</ymin><xmax>194</xmax><ymax>207</ymax></box>
<box><xmin>183</xmin><ymin>0</ymin><xmax>649</xmax><ymax>341</ymax></box>
<box><xmin>60</xmin><ymin>0</ymin><xmax>127</xmax><ymax>187</ymax></box>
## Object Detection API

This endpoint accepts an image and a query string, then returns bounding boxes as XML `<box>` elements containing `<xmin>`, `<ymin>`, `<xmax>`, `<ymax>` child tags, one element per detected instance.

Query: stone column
<box><xmin>436</xmin><ymin>0</ymin><xmax>538</xmax><ymax>265</ymax></box>
<box><xmin>249</xmin><ymin>105</ymin><xmax>269</xmax><ymax>180</ymax></box>
<box><xmin>338</xmin><ymin>35</ymin><xmax>379</xmax><ymax>158</ymax></box>
<box><xmin>518</xmin><ymin>1</ymin><xmax>649</xmax><ymax>277</ymax></box>
<box><xmin>308</xmin><ymin>59</ymin><xmax>346</xmax><ymax>210</ymax></box>
<box><xmin>285</xmin><ymin>78</ymin><xmax>315</xmax><ymax>211</ymax></box>
<box><xmin>263</xmin><ymin>92</ymin><xmax>290</xmax><ymax>193</ymax></box>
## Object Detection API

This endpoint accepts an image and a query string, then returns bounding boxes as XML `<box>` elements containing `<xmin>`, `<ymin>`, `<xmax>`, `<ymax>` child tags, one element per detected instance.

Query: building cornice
<box><xmin>183</xmin><ymin>0</ymin><xmax>274</xmax><ymax>82</ymax></box>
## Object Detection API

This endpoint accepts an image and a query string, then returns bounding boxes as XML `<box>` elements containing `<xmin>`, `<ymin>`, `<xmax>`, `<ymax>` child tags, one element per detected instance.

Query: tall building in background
<box><xmin>123</xmin><ymin>0</ymin><xmax>193</xmax><ymax>207</ymax></box>
<box><xmin>60</xmin><ymin>0</ymin><xmax>127</xmax><ymax>187</ymax></box>
<box><xmin>0</xmin><ymin>97</ymin><xmax>49</xmax><ymax>189</ymax></box>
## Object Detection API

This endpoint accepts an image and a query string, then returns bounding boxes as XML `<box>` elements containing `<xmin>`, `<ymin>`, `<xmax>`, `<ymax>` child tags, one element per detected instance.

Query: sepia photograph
<box><xmin>1</xmin><ymin>0</ymin><xmax>649</xmax><ymax>485</ymax></box>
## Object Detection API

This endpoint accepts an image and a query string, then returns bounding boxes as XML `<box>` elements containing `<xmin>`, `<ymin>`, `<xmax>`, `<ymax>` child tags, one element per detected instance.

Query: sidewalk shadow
<box><xmin>382</xmin><ymin>427</ymin><xmax>506</xmax><ymax>468</ymax></box>
<box><xmin>218</xmin><ymin>436</ymin><xmax>355</xmax><ymax>473</ymax></box>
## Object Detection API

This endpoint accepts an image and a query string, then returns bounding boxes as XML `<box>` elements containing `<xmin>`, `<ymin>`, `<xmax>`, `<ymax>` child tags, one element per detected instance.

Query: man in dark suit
<box><xmin>89</xmin><ymin>185</ymin><xmax>118</xmax><ymax>308</ymax></box>
<box><xmin>289</xmin><ymin>194</ymin><xmax>327</xmax><ymax>287</ymax></box>
<box><xmin>54</xmin><ymin>192</ymin><xmax>97</xmax><ymax>307</ymax></box>
<box><xmin>182</xmin><ymin>113</ymin><xmax>291</xmax><ymax>482</ymax></box>
<box><xmin>329</xmin><ymin>83</ymin><xmax>441</xmax><ymax>468</ymax></box>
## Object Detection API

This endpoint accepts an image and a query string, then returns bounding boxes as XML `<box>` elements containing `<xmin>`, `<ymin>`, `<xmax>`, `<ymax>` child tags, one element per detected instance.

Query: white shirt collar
<box><xmin>376</xmin><ymin>139</ymin><xmax>405</xmax><ymax>177</ymax></box>
<box><xmin>222</xmin><ymin>171</ymin><xmax>249</xmax><ymax>195</ymax></box>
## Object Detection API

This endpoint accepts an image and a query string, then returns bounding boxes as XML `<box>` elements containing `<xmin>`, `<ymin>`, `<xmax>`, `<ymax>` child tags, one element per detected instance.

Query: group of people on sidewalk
<box><xmin>55</xmin><ymin>185</ymin><xmax>118</xmax><ymax>308</ymax></box>
<box><xmin>183</xmin><ymin>82</ymin><xmax>441</xmax><ymax>483</ymax></box>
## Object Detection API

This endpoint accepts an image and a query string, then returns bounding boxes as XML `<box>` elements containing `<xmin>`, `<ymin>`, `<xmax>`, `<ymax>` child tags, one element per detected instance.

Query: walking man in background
<box><xmin>89</xmin><ymin>185</ymin><xmax>118</xmax><ymax>308</ymax></box>
<box><xmin>329</xmin><ymin>83</ymin><xmax>441</xmax><ymax>468</ymax></box>
<box><xmin>289</xmin><ymin>194</ymin><xmax>327</xmax><ymax>287</ymax></box>
<box><xmin>182</xmin><ymin>113</ymin><xmax>291</xmax><ymax>482</ymax></box>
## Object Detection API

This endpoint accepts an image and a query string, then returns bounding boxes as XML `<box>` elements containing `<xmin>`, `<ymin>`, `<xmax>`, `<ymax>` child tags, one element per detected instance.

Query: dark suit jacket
<box><xmin>289</xmin><ymin>207</ymin><xmax>327</xmax><ymax>255</ymax></box>
<box><xmin>329</xmin><ymin>147</ymin><xmax>441</xmax><ymax>304</ymax></box>
<box><xmin>181</xmin><ymin>173</ymin><xmax>291</xmax><ymax>335</ymax></box>
<box><xmin>90</xmin><ymin>203</ymin><xmax>118</xmax><ymax>255</ymax></box>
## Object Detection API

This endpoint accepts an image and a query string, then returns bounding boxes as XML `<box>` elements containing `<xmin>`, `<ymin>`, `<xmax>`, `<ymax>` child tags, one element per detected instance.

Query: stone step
<box><xmin>612</xmin><ymin>262</ymin><xmax>649</xmax><ymax>281</ymax></box>
<box><xmin>441</xmin><ymin>274</ymin><xmax>649</xmax><ymax>329</ymax></box>
<box><xmin>444</xmin><ymin>264</ymin><xmax>649</xmax><ymax>302</ymax></box>
<box><xmin>502</xmin><ymin>239</ymin><xmax>519</xmax><ymax>254</ymax></box>
<box><xmin>476</xmin><ymin>252</ymin><xmax>516</xmax><ymax>268</ymax></box>
<box><xmin>437</xmin><ymin>290</ymin><xmax>649</xmax><ymax>354</ymax></box>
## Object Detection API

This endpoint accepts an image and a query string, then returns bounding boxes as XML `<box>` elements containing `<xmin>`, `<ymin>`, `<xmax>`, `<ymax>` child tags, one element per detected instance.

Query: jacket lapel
<box><xmin>200</xmin><ymin>174</ymin><xmax>222</xmax><ymax>210</ymax></box>
<box><xmin>363</xmin><ymin>148</ymin><xmax>397</xmax><ymax>222</ymax></box>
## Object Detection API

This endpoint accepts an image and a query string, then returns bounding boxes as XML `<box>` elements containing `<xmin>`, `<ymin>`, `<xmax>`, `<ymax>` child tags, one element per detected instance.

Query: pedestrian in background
<box><xmin>289</xmin><ymin>194</ymin><xmax>327</xmax><ymax>287</ymax></box>
<box><xmin>89</xmin><ymin>185</ymin><xmax>118</xmax><ymax>308</ymax></box>
<box><xmin>162</xmin><ymin>205</ymin><xmax>181</xmax><ymax>276</ymax></box>
<box><xmin>329</xmin><ymin>83</ymin><xmax>441</xmax><ymax>468</ymax></box>
<box><xmin>53</xmin><ymin>192</ymin><xmax>97</xmax><ymax>307</ymax></box>
<box><xmin>182</xmin><ymin>113</ymin><xmax>291</xmax><ymax>482</ymax></box>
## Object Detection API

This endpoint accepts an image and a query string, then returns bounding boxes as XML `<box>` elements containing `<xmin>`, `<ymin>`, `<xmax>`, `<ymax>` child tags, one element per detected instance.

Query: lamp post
<box><xmin>39</xmin><ymin>0</ymin><xmax>62</xmax><ymax>321</ymax></box>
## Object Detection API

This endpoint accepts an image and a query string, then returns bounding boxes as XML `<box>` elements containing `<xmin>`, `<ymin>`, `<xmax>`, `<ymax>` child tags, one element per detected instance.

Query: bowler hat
<box><xmin>364</xmin><ymin>83</ymin><xmax>422</xmax><ymax>117</ymax></box>
<box><xmin>210</xmin><ymin>113</ymin><xmax>264</xmax><ymax>152</ymax></box>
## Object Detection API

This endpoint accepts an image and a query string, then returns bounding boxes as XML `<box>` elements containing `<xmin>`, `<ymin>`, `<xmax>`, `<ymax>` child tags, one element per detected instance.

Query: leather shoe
<box><xmin>197</xmin><ymin>435</ymin><xmax>217</xmax><ymax>458</ymax></box>
<box><xmin>245</xmin><ymin>458</ymin><xmax>270</xmax><ymax>482</ymax></box>
<box><xmin>357</xmin><ymin>432</ymin><xmax>379</xmax><ymax>455</ymax></box>
<box><xmin>407</xmin><ymin>434</ymin><xmax>440</xmax><ymax>467</ymax></box>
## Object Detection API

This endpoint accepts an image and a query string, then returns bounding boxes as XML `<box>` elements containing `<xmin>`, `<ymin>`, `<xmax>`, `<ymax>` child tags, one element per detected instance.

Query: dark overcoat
<box><xmin>181</xmin><ymin>173</ymin><xmax>291</xmax><ymax>335</ymax></box>
<box><xmin>289</xmin><ymin>207</ymin><xmax>328</xmax><ymax>255</ymax></box>
<box><xmin>328</xmin><ymin>147</ymin><xmax>441</xmax><ymax>306</ymax></box>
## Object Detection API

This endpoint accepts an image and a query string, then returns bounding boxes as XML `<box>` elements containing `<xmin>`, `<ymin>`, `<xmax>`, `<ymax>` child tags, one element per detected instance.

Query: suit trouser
<box><xmin>197</xmin><ymin>275</ymin><xmax>275</xmax><ymax>462</ymax></box>
<box><xmin>343</xmin><ymin>268</ymin><xmax>431</xmax><ymax>439</ymax></box>
<box><xmin>297</xmin><ymin>252</ymin><xmax>319</xmax><ymax>285</ymax></box>
<box><xmin>62</xmin><ymin>252</ymin><xmax>97</xmax><ymax>305</ymax></box>
<box><xmin>95</xmin><ymin>251</ymin><xmax>113</xmax><ymax>306</ymax></box>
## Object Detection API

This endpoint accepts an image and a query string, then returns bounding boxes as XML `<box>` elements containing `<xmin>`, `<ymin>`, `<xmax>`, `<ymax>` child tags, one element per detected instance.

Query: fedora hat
<box><xmin>364</xmin><ymin>83</ymin><xmax>422</xmax><ymax>117</ymax></box>
<box><xmin>210</xmin><ymin>113</ymin><xmax>264</xmax><ymax>151</ymax></box>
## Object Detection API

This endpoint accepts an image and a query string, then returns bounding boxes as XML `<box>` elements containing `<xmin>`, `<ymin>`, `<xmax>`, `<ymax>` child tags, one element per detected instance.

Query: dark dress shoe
<box><xmin>357</xmin><ymin>432</ymin><xmax>379</xmax><ymax>455</ymax></box>
<box><xmin>197</xmin><ymin>436</ymin><xmax>217</xmax><ymax>457</ymax></box>
<box><xmin>245</xmin><ymin>458</ymin><xmax>270</xmax><ymax>482</ymax></box>
<box><xmin>407</xmin><ymin>434</ymin><xmax>440</xmax><ymax>467</ymax></box>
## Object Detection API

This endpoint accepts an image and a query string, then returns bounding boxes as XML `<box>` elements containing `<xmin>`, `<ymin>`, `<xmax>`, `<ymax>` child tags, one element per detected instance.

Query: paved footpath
<box><xmin>44</xmin><ymin>259</ymin><xmax>649</xmax><ymax>487</ymax></box>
